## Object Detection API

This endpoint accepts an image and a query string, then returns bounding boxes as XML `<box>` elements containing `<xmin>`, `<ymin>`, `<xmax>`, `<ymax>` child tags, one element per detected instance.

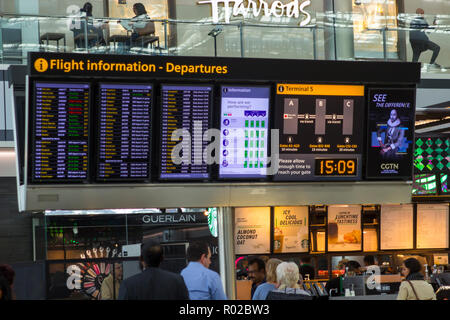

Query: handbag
<box><xmin>406</xmin><ymin>280</ymin><xmax>433</xmax><ymax>301</ymax></box>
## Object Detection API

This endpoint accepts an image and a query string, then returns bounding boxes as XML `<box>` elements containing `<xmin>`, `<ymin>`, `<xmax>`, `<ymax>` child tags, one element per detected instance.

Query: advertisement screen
<box><xmin>366</xmin><ymin>88</ymin><xmax>416</xmax><ymax>179</ymax></box>
<box><xmin>219</xmin><ymin>86</ymin><xmax>270</xmax><ymax>179</ymax></box>
<box><xmin>273</xmin><ymin>84</ymin><xmax>364</xmax><ymax>181</ymax></box>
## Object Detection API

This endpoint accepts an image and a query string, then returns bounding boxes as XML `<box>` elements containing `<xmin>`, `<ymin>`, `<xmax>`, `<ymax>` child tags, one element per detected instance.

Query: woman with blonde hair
<box><xmin>252</xmin><ymin>258</ymin><xmax>283</xmax><ymax>300</ymax></box>
<box><xmin>266</xmin><ymin>262</ymin><xmax>312</xmax><ymax>300</ymax></box>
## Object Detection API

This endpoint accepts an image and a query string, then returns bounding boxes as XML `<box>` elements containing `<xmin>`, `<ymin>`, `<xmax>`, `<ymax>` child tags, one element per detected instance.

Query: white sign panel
<box><xmin>235</xmin><ymin>207</ymin><xmax>271</xmax><ymax>255</ymax></box>
<box><xmin>417</xmin><ymin>204</ymin><xmax>449</xmax><ymax>249</ymax></box>
<box><xmin>381</xmin><ymin>204</ymin><xmax>414</xmax><ymax>250</ymax></box>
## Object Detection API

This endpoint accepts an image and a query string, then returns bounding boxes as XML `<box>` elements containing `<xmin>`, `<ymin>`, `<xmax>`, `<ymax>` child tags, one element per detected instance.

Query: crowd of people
<box><xmin>0</xmin><ymin>244</ymin><xmax>440</xmax><ymax>300</ymax></box>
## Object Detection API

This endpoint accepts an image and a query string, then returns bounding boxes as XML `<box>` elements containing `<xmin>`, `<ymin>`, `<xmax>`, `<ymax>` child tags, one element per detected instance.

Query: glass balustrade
<box><xmin>0</xmin><ymin>13</ymin><xmax>450</xmax><ymax>76</ymax></box>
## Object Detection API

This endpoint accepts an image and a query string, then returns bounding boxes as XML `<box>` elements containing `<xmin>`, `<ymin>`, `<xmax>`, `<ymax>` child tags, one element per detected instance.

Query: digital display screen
<box><xmin>96</xmin><ymin>83</ymin><xmax>152</xmax><ymax>181</ymax></box>
<box><xmin>441</xmin><ymin>174</ymin><xmax>449</xmax><ymax>194</ymax></box>
<box><xmin>219</xmin><ymin>86</ymin><xmax>270</xmax><ymax>179</ymax></box>
<box><xmin>273</xmin><ymin>84</ymin><xmax>364</xmax><ymax>181</ymax></box>
<box><xmin>366</xmin><ymin>88</ymin><xmax>415</xmax><ymax>179</ymax></box>
<box><xmin>31</xmin><ymin>82</ymin><xmax>90</xmax><ymax>182</ymax></box>
<box><xmin>414</xmin><ymin>136</ymin><xmax>449</xmax><ymax>174</ymax></box>
<box><xmin>314</xmin><ymin>159</ymin><xmax>357</xmax><ymax>176</ymax></box>
<box><xmin>412</xmin><ymin>174</ymin><xmax>437</xmax><ymax>195</ymax></box>
<box><xmin>159</xmin><ymin>85</ymin><xmax>212</xmax><ymax>180</ymax></box>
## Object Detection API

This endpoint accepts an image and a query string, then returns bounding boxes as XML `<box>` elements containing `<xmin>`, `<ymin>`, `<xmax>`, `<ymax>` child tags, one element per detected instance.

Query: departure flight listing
<box><xmin>274</xmin><ymin>84</ymin><xmax>365</xmax><ymax>181</ymax></box>
<box><xmin>97</xmin><ymin>83</ymin><xmax>152</xmax><ymax>181</ymax></box>
<box><xmin>160</xmin><ymin>85</ymin><xmax>211</xmax><ymax>180</ymax></box>
<box><xmin>32</xmin><ymin>82</ymin><xmax>90</xmax><ymax>182</ymax></box>
<box><xmin>219</xmin><ymin>86</ymin><xmax>270</xmax><ymax>179</ymax></box>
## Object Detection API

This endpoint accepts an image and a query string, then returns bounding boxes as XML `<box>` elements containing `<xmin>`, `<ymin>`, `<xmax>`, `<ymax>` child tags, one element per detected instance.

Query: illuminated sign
<box><xmin>197</xmin><ymin>0</ymin><xmax>312</xmax><ymax>25</ymax></box>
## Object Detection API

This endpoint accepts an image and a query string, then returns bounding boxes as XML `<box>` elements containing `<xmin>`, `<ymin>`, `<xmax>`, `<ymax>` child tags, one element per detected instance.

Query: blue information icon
<box><xmin>223</xmin><ymin>150</ymin><xmax>229</xmax><ymax>156</ymax></box>
<box><xmin>222</xmin><ymin>160</ymin><xmax>228</xmax><ymax>167</ymax></box>
<box><xmin>223</xmin><ymin>140</ymin><xmax>229</xmax><ymax>147</ymax></box>
<box><xmin>223</xmin><ymin>129</ymin><xmax>229</xmax><ymax>136</ymax></box>
<box><xmin>223</xmin><ymin>119</ymin><xmax>230</xmax><ymax>126</ymax></box>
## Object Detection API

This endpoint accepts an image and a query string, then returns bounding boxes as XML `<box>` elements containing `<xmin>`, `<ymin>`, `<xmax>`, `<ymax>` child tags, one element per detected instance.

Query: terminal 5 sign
<box><xmin>197</xmin><ymin>0</ymin><xmax>312</xmax><ymax>25</ymax></box>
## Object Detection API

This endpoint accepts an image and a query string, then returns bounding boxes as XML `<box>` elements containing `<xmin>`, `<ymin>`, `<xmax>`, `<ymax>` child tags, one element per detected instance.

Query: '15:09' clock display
<box><xmin>315</xmin><ymin>159</ymin><xmax>357</xmax><ymax>176</ymax></box>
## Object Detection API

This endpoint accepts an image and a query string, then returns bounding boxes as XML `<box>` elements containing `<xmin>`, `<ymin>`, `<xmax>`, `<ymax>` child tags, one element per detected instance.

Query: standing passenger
<box><xmin>410</xmin><ymin>8</ymin><xmax>441</xmax><ymax>68</ymax></box>
<box><xmin>181</xmin><ymin>241</ymin><xmax>227</xmax><ymax>300</ymax></box>
<box><xmin>118</xmin><ymin>241</ymin><xmax>189</xmax><ymax>300</ymax></box>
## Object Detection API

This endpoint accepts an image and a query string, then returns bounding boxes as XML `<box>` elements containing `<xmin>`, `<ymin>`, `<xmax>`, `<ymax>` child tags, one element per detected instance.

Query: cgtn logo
<box><xmin>381</xmin><ymin>163</ymin><xmax>399</xmax><ymax>170</ymax></box>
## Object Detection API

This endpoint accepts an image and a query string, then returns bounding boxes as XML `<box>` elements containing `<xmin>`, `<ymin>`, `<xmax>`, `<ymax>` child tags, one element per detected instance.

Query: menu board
<box><xmin>31</xmin><ymin>82</ymin><xmax>90</xmax><ymax>182</ymax></box>
<box><xmin>235</xmin><ymin>207</ymin><xmax>271</xmax><ymax>255</ymax></box>
<box><xmin>327</xmin><ymin>205</ymin><xmax>362</xmax><ymax>252</ymax></box>
<box><xmin>159</xmin><ymin>85</ymin><xmax>211</xmax><ymax>180</ymax></box>
<box><xmin>366</xmin><ymin>89</ymin><xmax>416</xmax><ymax>179</ymax></box>
<box><xmin>417</xmin><ymin>204</ymin><xmax>449</xmax><ymax>249</ymax></box>
<box><xmin>97</xmin><ymin>83</ymin><xmax>152</xmax><ymax>181</ymax></box>
<box><xmin>274</xmin><ymin>84</ymin><xmax>364</xmax><ymax>181</ymax></box>
<box><xmin>380</xmin><ymin>204</ymin><xmax>414</xmax><ymax>250</ymax></box>
<box><xmin>273</xmin><ymin>207</ymin><xmax>309</xmax><ymax>253</ymax></box>
<box><xmin>219</xmin><ymin>86</ymin><xmax>270</xmax><ymax>179</ymax></box>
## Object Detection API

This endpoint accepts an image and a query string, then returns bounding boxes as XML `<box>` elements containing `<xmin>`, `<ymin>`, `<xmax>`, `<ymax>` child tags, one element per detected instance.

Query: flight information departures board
<box><xmin>159</xmin><ymin>85</ymin><xmax>212</xmax><ymax>180</ymax></box>
<box><xmin>274</xmin><ymin>84</ymin><xmax>365</xmax><ymax>181</ymax></box>
<box><xmin>31</xmin><ymin>82</ymin><xmax>90</xmax><ymax>182</ymax></box>
<box><xmin>97</xmin><ymin>83</ymin><xmax>152</xmax><ymax>181</ymax></box>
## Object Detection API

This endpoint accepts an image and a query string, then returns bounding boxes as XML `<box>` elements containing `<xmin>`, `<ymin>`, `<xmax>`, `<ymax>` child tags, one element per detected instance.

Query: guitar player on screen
<box><xmin>377</xmin><ymin>109</ymin><xmax>404</xmax><ymax>159</ymax></box>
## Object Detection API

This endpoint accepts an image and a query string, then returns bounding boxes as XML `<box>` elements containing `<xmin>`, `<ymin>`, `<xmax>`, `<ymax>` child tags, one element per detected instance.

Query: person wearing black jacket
<box><xmin>118</xmin><ymin>241</ymin><xmax>189</xmax><ymax>300</ymax></box>
<box><xmin>299</xmin><ymin>257</ymin><xmax>315</xmax><ymax>280</ymax></box>
<box><xmin>410</xmin><ymin>8</ymin><xmax>441</xmax><ymax>68</ymax></box>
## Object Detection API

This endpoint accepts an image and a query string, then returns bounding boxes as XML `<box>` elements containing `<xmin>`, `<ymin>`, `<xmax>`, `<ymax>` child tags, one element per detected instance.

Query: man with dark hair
<box><xmin>118</xmin><ymin>240</ymin><xmax>189</xmax><ymax>300</ymax></box>
<box><xmin>299</xmin><ymin>256</ymin><xmax>315</xmax><ymax>280</ymax></box>
<box><xmin>410</xmin><ymin>8</ymin><xmax>441</xmax><ymax>68</ymax></box>
<box><xmin>248</xmin><ymin>257</ymin><xmax>266</xmax><ymax>299</ymax></box>
<box><xmin>181</xmin><ymin>241</ymin><xmax>227</xmax><ymax>300</ymax></box>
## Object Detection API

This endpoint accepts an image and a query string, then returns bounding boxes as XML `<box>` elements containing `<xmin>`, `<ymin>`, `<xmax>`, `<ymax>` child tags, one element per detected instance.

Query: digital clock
<box><xmin>315</xmin><ymin>159</ymin><xmax>357</xmax><ymax>176</ymax></box>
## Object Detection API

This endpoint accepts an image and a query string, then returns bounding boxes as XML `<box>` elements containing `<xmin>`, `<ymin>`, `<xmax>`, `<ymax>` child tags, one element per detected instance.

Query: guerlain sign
<box><xmin>197</xmin><ymin>0</ymin><xmax>312</xmax><ymax>25</ymax></box>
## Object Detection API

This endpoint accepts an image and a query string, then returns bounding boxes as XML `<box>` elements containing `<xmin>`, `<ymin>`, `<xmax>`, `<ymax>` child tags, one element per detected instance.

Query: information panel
<box><xmin>417</xmin><ymin>204</ymin><xmax>449</xmax><ymax>249</ymax></box>
<box><xmin>159</xmin><ymin>85</ymin><xmax>211</xmax><ymax>180</ymax></box>
<box><xmin>380</xmin><ymin>204</ymin><xmax>414</xmax><ymax>250</ymax></box>
<box><xmin>327</xmin><ymin>205</ymin><xmax>362</xmax><ymax>252</ymax></box>
<box><xmin>235</xmin><ymin>207</ymin><xmax>271</xmax><ymax>255</ymax></box>
<box><xmin>366</xmin><ymin>88</ymin><xmax>415</xmax><ymax>179</ymax></box>
<box><xmin>219</xmin><ymin>86</ymin><xmax>270</xmax><ymax>179</ymax></box>
<box><xmin>97</xmin><ymin>83</ymin><xmax>152</xmax><ymax>181</ymax></box>
<box><xmin>274</xmin><ymin>84</ymin><xmax>364</xmax><ymax>181</ymax></box>
<box><xmin>31</xmin><ymin>82</ymin><xmax>90</xmax><ymax>182</ymax></box>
